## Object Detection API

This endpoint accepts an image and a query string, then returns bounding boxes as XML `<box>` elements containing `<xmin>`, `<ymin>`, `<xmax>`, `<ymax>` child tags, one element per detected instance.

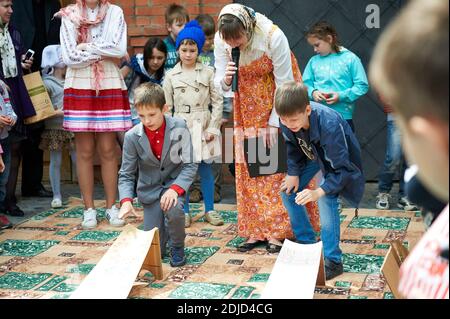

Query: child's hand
<box><xmin>160</xmin><ymin>189</ymin><xmax>178</xmax><ymax>212</ymax></box>
<box><xmin>295</xmin><ymin>188</ymin><xmax>325</xmax><ymax>206</ymax></box>
<box><xmin>325</xmin><ymin>92</ymin><xmax>340</xmax><ymax>105</ymax></box>
<box><xmin>76</xmin><ymin>43</ymin><xmax>88</xmax><ymax>51</ymax></box>
<box><xmin>312</xmin><ymin>90</ymin><xmax>327</xmax><ymax>102</ymax></box>
<box><xmin>0</xmin><ymin>115</ymin><xmax>12</xmax><ymax>126</ymax></box>
<box><xmin>281</xmin><ymin>175</ymin><xmax>299</xmax><ymax>194</ymax></box>
<box><xmin>204</xmin><ymin>132</ymin><xmax>215</xmax><ymax>142</ymax></box>
<box><xmin>118</xmin><ymin>201</ymin><xmax>138</xmax><ymax>219</ymax></box>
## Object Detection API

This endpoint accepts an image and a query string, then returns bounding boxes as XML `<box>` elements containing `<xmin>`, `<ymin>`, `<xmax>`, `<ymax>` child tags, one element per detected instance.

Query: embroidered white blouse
<box><xmin>60</xmin><ymin>4</ymin><xmax>127</xmax><ymax>69</ymax></box>
<box><xmin>213</xmin><ymin>13</ymin><xmax>294</xmax><ymax>127</ymax></box>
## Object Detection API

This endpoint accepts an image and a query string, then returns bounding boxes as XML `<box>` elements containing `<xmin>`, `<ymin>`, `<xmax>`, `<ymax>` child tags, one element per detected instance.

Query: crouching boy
<box><xmin>275</xmin><ymin>81</ymin><xmax>365</xmax><ymax>280</ymax></box>
<box><xmin>118</xmin><ymin>83</ymin><xmax>198</xmax><ymax>267</ymax></box>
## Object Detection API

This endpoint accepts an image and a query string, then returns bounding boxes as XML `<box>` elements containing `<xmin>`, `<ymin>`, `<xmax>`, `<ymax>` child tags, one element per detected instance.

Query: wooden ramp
<box><xmin>70</xmin><ymin>225</ymin><xmax>163</xmax><ymax>299</ymax></box>
<box><xmin>381</xmin><ymin>240</ymin><xmax>409</xmax><ymax>299</ymax></box>
<box><xmin>262</xmin><ymin>240</ymin><xmax>325</xmax><ymax>299</ymax></box>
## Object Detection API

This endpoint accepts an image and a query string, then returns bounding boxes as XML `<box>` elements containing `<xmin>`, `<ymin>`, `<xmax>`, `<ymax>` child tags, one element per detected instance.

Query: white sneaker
<box><xmin>106</xmin><ymin>206</ymin><xmax>125</xmax><ymax>227</ymax></box>
<box><xmin>82</xmin><ymin>208</ymin><xmax>98</xmax><ymax>229</ymax></box>
<box><xmin>51</xmin><ymin>198</ymin><xmax>63</xmax><ymax>208</ymax></box>
<box><xmin>376</xmin><ymin>193</ymin><xmax>391</xmax><ymax>210</ymax></box>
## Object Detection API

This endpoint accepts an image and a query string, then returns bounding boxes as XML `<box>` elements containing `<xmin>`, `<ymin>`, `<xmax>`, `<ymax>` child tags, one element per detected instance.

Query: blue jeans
<box><xmin>281</xmin><ymin>160</ymin><xmax>342</xmax><ymax>264</ymax></box>
<box><xmin>0</xmin><ymin>137</ymin><xmax>11</xmax><ymax>204</ymax></box>
<box><xmin>378</xmin><ymin>116</ymin><xmax>407</xmax><ymax>197</ymax></box>
<box><xmin>184</xmin><ymin>162</ymin><xmax>214</xmax><ymax>213</ymax></box>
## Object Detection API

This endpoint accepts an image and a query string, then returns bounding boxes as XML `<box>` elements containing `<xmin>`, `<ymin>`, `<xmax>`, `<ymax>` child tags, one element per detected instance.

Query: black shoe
<box><xmin>266</xmin><ymin>242</ymin><xmax>282</xmax><ymax>254</ymax></box>
<box><xmin>5</xmin><ymin>205</ymin><xmax>25</xmax><ymax>217</ymax></box>
<box><xmin>237</xmin><ymin>241</ymin><xmax>262</xmax><ymax>252</ymax></box>
<box><xmin>325</xmin><ymin>259</ymin><xmax>344</xmax><ymax>280</ymax></box>
<box><xmin>22</xmin><ymin>188</ymin><xmax>53</xmax><ymax>198</ymax></box>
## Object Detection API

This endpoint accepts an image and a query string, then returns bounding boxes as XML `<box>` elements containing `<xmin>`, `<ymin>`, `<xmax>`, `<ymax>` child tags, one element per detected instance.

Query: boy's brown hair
<box><xmin>274</xmin><ymin>81</ymin><xmax>310</xmax><ymax>117</ymax></box>
<box><xmin>165</xmin><ymin>3</ymin><xmax>190</xmax><ymax>25</ymax></box>
<box><xmin>370</xmin><ymin>0</ymin><xmax>449</xmax><ymax>123</ymax></box>
<box><xmin>134</xmin><ymin>83</ymin><xmax>166</xmax><ymax>110</ymax></box>
<box><xmin>196</xmin><ymin>14</ymin><xmax>215</xmax><ymax>36</ymax></box>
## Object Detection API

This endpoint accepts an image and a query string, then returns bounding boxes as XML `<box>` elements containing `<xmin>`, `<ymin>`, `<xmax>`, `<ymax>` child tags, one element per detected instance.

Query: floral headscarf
<box><xmin>218</xmin><ymin>4</ymin><xmax>257</xmax><ymax>42</ymax></box>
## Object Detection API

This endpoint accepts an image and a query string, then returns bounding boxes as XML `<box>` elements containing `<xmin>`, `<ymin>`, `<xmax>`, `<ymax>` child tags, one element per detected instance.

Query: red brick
<box><xmin>130</xmin><ymin>36</ymin><xmax>149</xmax><ymax>47</ymax></box>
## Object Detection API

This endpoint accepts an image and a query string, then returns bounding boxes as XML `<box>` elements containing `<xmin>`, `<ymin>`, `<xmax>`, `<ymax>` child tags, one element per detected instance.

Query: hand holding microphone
<box><xmin>223</xmin><ymin>48</ymin><xmax>240</xmax><ymax>92</ymax></box>
<box><xmin>231</xmin><ymin>47</ymin><xmax>240</xmax><ymax>92</ymax></box>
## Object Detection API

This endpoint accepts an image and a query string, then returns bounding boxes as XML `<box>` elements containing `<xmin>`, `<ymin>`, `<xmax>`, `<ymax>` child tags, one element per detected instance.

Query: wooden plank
<box><xmin>262</xmin><ymin>240</ymin><xmax>323</xmax><ymax>299</ymax></box>
<box><xmin>381</xmin><ymin>242</ymin><xmax>407</xmax><ymax>299</ymax></box>
<box><xmin>70</xmin><ymin>225</ymin><xmax>162</xmax><ymax>299</ymax></box>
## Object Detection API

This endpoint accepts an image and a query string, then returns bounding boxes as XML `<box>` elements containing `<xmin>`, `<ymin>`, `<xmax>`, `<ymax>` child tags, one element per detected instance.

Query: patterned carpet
<box><xmin>0</xmin><ymin>197</ymin><xmax>425</xmax><ymax>299</ymax></box>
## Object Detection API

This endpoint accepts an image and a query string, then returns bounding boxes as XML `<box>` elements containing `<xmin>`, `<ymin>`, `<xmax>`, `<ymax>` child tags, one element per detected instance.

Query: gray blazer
<box><xmin>118</xmin><ymin>115</ymin><xmax>198</xmax><ymax>205</ymax></box>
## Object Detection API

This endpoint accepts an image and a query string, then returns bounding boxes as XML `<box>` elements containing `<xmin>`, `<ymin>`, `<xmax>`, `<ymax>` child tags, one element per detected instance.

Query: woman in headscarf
<box><xmin>56</xmin><ymin>0</ymin><xmax>132</xmax><ymax>229</ymax></box>
<box><xmin>214</xmin><ymin>4</ymin><xmax>320</xmax><ymax>252</ymax></box>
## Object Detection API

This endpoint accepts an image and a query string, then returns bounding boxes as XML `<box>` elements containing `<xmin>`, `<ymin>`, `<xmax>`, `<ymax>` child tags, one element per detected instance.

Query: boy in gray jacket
<box><xmin>118</xmin><ymin>83</ymin><xmax>198</xmax><ymax>267</ymax></box>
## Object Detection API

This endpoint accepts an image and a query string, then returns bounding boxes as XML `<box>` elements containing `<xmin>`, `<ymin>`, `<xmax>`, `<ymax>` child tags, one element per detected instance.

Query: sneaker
<box><xmin>190</xmin><ymin>189</ymin><xmax>202</xmax><ymax>203</ymax></box>
<box><xmin>170</xmin><ymin>246</ymin><xmax>186</xmax><ymax>267</ymax></box>
<box><xmin>325</xmin><ymin>259</ymin><xmax>344</xmax><ymax>280</ymax></box>
<box><xmin>81</xmin><ymin>208</ymin><xmax>98</xmax><ymax>229</ymax></box>
<box><xmin>184</xmin><ymin>213</ymin><xmax>191</xmax><ymax>228</ymax></box>
<box><xmin>5</xmin><ymin>204</ymin><xmax>24</xmax><ymax>217</ymax></box>
<box><xmin>376</xmin><ymin>193</ymin><xmax>391</xmax><ymax>210</ymax></box>
<box><xmin>106</xmin><ymin>206</ymin><xmax>125</xmax><ymax>227</ymax></box>
<box><xmin>398</xmin><ymin>197</ymin><xmax>418</xmax><ymax>211</ymax></box>
<box><xmin>214</xmin><ymin>190</ymin><xmax>222</xmax><ymax>203</ymax></box>
<box><xmin>51</xmin><ymin>198</ymin><xmax>63</xmax><ymax>209</ymax></box>
<box><xmin>205</xmin><ymin>210</ymin><xmax>224</xmax><ymax>226</ymax></box>
<box><xmin>0</xmin><ymin>214</ymin><xmax>13</xmax><ymax>230</ymax></box>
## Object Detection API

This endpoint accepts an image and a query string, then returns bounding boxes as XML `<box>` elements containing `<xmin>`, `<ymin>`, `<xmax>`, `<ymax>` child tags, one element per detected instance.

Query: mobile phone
<box><xmin>23</xmin><ymin>49</ymin><xmax>35</xmax><ymax>62</ymax></box>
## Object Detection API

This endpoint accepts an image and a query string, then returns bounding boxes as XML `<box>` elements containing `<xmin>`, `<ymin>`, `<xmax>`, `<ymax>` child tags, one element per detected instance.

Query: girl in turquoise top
<box><xmin>303</xmin><ymin>21</ymin><xmax>369</xmax><ymax>131</ymax></box>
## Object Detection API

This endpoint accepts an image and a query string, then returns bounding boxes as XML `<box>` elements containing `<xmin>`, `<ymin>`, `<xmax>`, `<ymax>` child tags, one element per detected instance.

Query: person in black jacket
<box><xmin>275</xmin><ymin>81</ymin><xmax>364</xmax><ymax>281</ymax></box>
<box><xmin>10</xmin><ymin>0</ymin><xmax>61</xmax><ymax>199</ymax></box>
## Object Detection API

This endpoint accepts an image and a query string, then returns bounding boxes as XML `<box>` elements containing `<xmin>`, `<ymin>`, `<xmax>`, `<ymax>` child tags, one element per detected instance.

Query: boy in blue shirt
<box><xmin>275</xmin><ymin>81</ymin><xmax>365</xmax><ymax>280</ymax></box>
<box><xmin>163</xmin><ymin>4</ymin><xmax>189</xmax><ymax>72</ymax></box>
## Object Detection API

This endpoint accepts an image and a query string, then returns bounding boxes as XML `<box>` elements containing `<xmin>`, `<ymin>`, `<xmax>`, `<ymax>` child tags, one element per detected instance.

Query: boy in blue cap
<box><xmin>163</xmin><ymin>20</ymin><xmax>224</xmax><ymax>228</ymax></box>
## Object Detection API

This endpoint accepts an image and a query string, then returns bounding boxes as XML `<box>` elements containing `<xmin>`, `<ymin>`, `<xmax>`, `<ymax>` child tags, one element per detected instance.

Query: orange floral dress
<box><xmin>234</xmin><ymin>49</ymin><xmax>321</xmax><ymax>241</ymax></box>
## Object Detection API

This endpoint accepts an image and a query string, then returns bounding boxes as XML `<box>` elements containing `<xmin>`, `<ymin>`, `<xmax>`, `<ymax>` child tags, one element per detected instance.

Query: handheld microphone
<box><xmin>231</xmin><ymin>48</ymin><xmax>240</xmax><ymax>92</ymax></box>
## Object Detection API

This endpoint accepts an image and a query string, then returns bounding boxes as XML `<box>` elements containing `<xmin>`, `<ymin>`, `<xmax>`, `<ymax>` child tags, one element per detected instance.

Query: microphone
<box><xmin>231</xmin><ymin>47</ymin><xmax>240</xmax><ymax>92</ymax></box>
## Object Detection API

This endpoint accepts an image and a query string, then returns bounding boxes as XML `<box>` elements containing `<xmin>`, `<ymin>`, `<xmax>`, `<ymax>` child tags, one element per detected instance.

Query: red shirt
<box><xmin>120</xmin><ymin>119</ymin><xmax>185</xmax><ymax>206</ymax></box>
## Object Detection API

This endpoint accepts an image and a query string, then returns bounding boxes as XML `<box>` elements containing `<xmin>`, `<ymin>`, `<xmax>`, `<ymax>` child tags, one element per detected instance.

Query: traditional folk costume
<box><xmin>57</xmin><ymin>0</ymin><xmax>132</xmax><ymax>132</ymax></box>
<box><xmin>214</xmin><ymin>4</ymin><xmax>320</xmax><ymax>241</ymax></box>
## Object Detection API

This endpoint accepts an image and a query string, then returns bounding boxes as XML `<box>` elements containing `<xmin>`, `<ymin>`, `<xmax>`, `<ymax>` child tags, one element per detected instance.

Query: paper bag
<box><xmin>22</xmin><ymin>71</ymin><xmax>56</xmax><ymax>124</ymax></box>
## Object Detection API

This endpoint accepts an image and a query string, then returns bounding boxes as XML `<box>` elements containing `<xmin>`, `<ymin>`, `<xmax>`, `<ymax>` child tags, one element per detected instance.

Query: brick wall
<box><xmin>114</xmin><ymin>0</ymin><xmax>233</xmax><ymax>54</ymax></box>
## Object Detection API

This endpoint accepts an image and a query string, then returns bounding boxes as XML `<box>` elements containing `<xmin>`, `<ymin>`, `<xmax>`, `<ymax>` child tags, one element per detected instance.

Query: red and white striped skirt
<box><xmin>63</xmin><ymin>60</ymin><xmax>133</xmax><ymax>132</ymax></box>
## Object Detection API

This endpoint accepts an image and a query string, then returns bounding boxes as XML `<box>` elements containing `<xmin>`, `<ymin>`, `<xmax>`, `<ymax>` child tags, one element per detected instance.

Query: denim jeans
<box><xmin>184</xmin><ymin>162</ymin><xmax>214</xmax><ymax>214</ymax></box>
<box><xmin>0</xmin><ymin>137</ymin><xmax>11</xmax><ymax>204</ymax></box>
<box><xmin>281</xmin><ymin>160</ymin><xmax>342</xmax><ymax>264</ymax></box>
<box><xmin>378</xmin><ymin>115</ymin><xmax>407</xmax><ymax>197</ymax></box>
